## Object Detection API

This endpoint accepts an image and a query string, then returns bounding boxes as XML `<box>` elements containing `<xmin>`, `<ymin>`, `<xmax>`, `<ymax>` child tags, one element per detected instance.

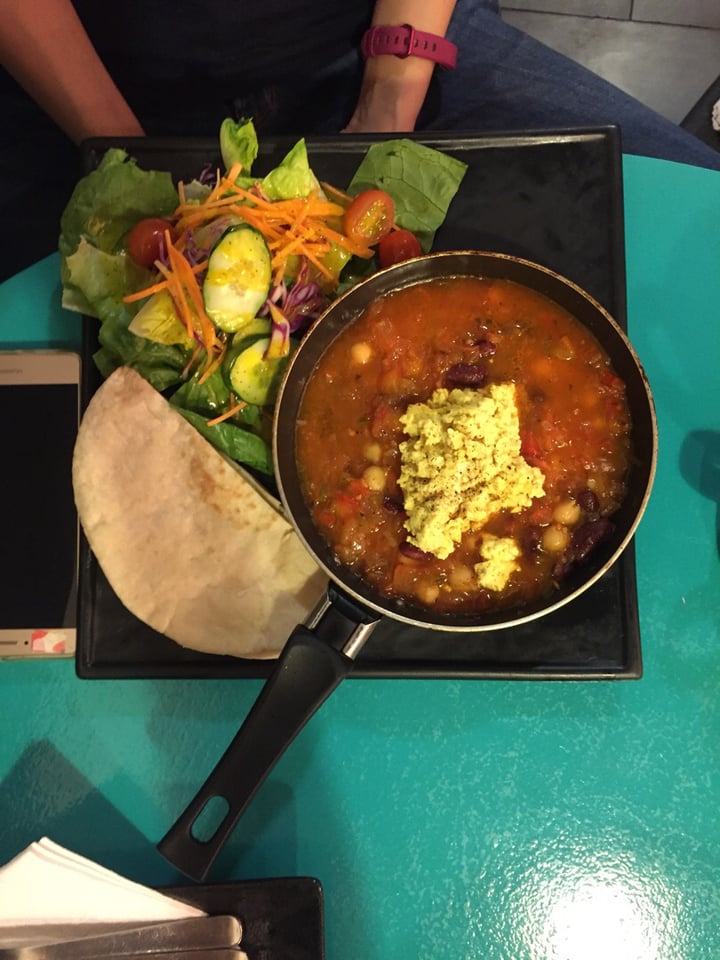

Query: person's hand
<box><xmin>342</xmin><ymin>55</ymin><xmax>435</xmax><ymax>133</ymax></box>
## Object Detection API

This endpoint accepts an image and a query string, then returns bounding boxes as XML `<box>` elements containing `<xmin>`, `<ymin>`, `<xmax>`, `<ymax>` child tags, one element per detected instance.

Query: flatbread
<box><xmin>72</xmin><ymin>366</ymin><xmax>326</xmax><ymax>658</ymax></box>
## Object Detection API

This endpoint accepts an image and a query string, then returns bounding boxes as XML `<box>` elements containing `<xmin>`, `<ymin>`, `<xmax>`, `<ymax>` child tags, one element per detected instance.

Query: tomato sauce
<box><xmin>296</xmin><ymin>277</ymin><xmax>632</xmax><ymax>613</ymax></box>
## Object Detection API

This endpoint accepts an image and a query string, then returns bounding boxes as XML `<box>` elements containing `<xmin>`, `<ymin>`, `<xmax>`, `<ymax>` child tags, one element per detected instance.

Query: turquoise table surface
<box><xmin>1</xmin><ymin>153</ymin><xmax>719</xmax><ymax>958</ymax></box>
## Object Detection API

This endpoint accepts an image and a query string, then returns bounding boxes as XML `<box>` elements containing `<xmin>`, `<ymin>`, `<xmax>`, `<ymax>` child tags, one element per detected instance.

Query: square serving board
<box><xmin>75</xmin><ymin>126</ymin><xmax>641</xmax><ymax>681</ymax></box>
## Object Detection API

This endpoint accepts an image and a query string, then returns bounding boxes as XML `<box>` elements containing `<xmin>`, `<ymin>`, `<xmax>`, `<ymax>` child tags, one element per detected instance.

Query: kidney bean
<box><xmin>445</xmin><ymin>363</ymin><xmax>487</xmax><ymax>388</ymax></box>
<box><xmin>571</xmin><ymin>518</ymin><xmax>615</xmax><ymax>563</ymax></box>
<box><xmin>383</xmin><ymin>495</ymin><xmax>405</xmax><ymax>514</ymax></box>
<box><xmin>527</xmin><ymin>387</ymin><xmax>546</xmax><ymax>404</ymax></box>
<box><xmin>576</xmin><ymin>488</ymin><xmax>600</xmax><ymax>514</ymax></box>
<box><xmin>520</xmin><ymin>525</ymin><xmax>542</xmax><ymax>558</ymax></box>
<box><xmin>398</xmin><ymin>541</ymin><xmax>434</xmax><ymax>561</ymax></box>
<box><xmin>552</xmin><ymin>518</ymin><xmax>615</xmax><ymax>581</ymax></box>
<box><xmin>473</xmin><ymin>337</ymin><xmax>497</xmax><ymax>357</ymax></box>
<box><xmin>551</xmin><ymin>558</ymin><xmax>573</xmax><ymax>580</ymax></box>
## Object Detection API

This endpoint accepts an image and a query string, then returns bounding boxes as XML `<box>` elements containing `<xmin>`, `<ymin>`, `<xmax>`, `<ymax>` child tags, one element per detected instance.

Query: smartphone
<box><xmin>0</xmin><ymin>351</ymin><xmax>81</xmax><ymax>658</ymax></box>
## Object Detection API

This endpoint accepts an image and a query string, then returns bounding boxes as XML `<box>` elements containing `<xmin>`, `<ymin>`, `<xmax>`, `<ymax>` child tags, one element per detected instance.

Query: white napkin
<box><xmin>0</xmin><ymin>837</ymin><xmax>204</xmax><ymax>946</ymax></box>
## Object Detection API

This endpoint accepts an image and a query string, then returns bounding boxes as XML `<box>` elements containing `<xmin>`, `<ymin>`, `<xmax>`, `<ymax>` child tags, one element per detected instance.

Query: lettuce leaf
<box><xmin>348</xmin><ymin>139</ymin><xmax>467</xmax><ymax>252</ymax></box>
<box><xmin>176</xmin><ymin>408</ymin><xmax>272</xmax><ymax>474</ymax></box>
<box><xmin>95</xmin><ymin>314</ymin><xmax>189</xmax><ymax>391</ymax></box>
<box><xmin>59</xmin><ymin>148</ymin><xmax>178</xmax><ymax>317</ymax></box>
<box><xmin>65</xmin><ymin>238</ymin><xmax>153</xmax><ymax>322</ymax></box>
<box><xmin>220</xmin><ymin>117</ymin><xmax>259</xmax><ymax>174</ymax></box>
<box><xmin>169</xmin><ymin>367</ymin><xmax>261</xmax><ymax>429</ymax></box>
<box><xmin>261</xmin><ymin>139</ymin><xmax>321</xmax><ymax>200</ymax></box>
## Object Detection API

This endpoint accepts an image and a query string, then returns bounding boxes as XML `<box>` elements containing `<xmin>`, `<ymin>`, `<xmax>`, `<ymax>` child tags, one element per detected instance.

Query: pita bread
<box><xmin>72</xmin><ymin>366</ymin><xmax>326</xmax><ymax>658</ymax></box>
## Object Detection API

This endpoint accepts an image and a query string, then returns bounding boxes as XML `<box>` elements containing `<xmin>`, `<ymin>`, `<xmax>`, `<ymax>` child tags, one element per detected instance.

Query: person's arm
<box><xmin>0</xmin><ymin>0</ymin><xmax>143</xmax><ymax>143</ymax></box>
<box><xmin>343</xmin><ymin>0</ymin><xmax>457</xmax><ymax>133</ymax></box>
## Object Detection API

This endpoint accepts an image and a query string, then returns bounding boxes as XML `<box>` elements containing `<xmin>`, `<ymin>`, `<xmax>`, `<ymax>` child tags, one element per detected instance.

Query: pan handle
<box><xmin>157</xmin><ymin>587</ymin><xmax>380</xmax><ymax>882</ymax></box>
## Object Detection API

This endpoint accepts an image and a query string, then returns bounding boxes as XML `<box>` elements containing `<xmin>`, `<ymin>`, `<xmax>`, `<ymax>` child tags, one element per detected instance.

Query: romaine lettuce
<box><xmin>348</xmin><ymin>139</ymin><xmax>467</xmax><ymax>251</ymax></box>
<box><xmin>177</xmin><ymin>408</ymin><xmax>272</xmax><ymax>474</ymax></box>
<box><xmin>260</xmin><ymin>139</ymin><xmax>321</xmax><ymax>200</ymax></box>
<box><xmin>220</xmin><ymin>117</ymin><xmax>260</xmax><ymax>175</ymax></box>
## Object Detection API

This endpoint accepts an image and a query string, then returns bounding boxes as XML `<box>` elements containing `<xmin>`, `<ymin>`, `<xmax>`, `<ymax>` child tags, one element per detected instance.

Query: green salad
<box><xmin>59</xmin><ymin>118</ymin><xmax>467</xmax><ymax>474</ymax></box>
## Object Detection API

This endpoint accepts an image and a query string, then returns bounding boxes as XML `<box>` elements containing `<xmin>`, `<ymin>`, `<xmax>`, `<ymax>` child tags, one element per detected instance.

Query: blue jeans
<box><xmin>431</xmin><ymin>0</ymin><xmax>720</xmax><ymax>170</ymax></box>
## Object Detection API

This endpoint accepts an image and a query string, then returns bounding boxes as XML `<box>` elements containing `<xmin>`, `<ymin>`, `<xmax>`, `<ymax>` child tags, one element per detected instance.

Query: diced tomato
<box><xmin>315</xmin><ymin>508</ymin><xmax>338</xmax><ymax>529</ymax></box>
<box><xmin>345</xmin><ymin>477</ymin><xmax>368</xmax><ymax>498</ymax></box>
<box><xmin>521</xmin><ymin>431</ymin><xmax>542</xmax><ymax>462</ymax></box>
<box><xmin>370</xmin><ymin>401</ymin><xmax>401</xmax><ymax>439</ymax></box>
<box><xmin>330</xmin><ymin>477</ymin><xmax>368</xmax><ymax>521</ymax></box>
<box><xmin>333</xmin><ymin>494</ymin><xmax>362</xmax><ymax>521</ymax></box>
<box><xmin>600</xmin><ymin>369</ymin><xmax>625</xmax><ymax>392</ymax></box>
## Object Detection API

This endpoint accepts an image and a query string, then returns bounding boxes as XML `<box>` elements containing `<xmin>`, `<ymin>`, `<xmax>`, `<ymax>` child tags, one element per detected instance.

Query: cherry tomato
<box><xmin>377</xmin><ymin>229</ymin><xmax>422</xmax><ymax>269</ymax></box>
<box><xmin>127</xmin><ymin>217</ymin><xmax>173</xmax><ymax>268</ymax></box>
<box><xmin>343</xmin><ymin>189</ymin><xmax>395</xmax><ymax>245</ymax></box>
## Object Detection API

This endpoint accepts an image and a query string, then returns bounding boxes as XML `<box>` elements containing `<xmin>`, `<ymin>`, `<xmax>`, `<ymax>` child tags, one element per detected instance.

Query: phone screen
<box><xmin>0</xmin><ymin>379</ymin><xmax>78</xmax><ymax>631</ymax></box>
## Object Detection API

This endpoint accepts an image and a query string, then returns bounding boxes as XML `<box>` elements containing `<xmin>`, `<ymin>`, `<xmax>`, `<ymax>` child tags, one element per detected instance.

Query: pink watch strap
<box><xmin>361</xmin><ymin>24</ymin><xmax>458</xmax><ymax>70</ymax></box>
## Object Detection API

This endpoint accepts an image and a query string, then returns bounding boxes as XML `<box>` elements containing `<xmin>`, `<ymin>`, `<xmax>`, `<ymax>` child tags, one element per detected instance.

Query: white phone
<box><xmin>0</xmin><ymin>350</ymin><xmax>81</xmax><ymax>658</ymax></box>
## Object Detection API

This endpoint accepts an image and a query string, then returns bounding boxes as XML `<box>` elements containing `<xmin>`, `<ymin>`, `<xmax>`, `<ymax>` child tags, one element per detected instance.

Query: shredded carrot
<box><xmin>123</xmin><ymin>277</ymin><xmax>172</xmax><ymax>303</ymax></box>
<box><xmin>123</xmin><ymin>259</ymin><xmax>207</xmax><ymax>303</ymax></box>
<box><xmin>278</xmin><ymin>240</ymin><xmax>334</xmax><ymax>283</ymax></box>
<box><xmin>165</xmin><ymin>238</ymin><xmax>219</xmax><ymax>367</ymax></box>
<box><xmin>123</xmin><ymin>166</ymin><xmax>379</xmax><ymax>368</ymax></box>
<box><xmin>181</xmin><ymin>340</ymin><xmax>204</xmax><ymax>379</ymax></box>
<box><xmin>197</xmin><ymin>341</ymin><xmax>227</xmax><ymax>385</ymax></box>
<box><xmin>316</xmin><ymin>222</ymin><xmax>374</xmax><ymax>258</ymax></box>
<box><xmin>206</xmin><ymin>396</ymin><xmax>248</xmax><ymax>427</ymax></box>
<box><xmin>154</xmin><ymin>259</ymin><xmax>196</xmax><ymax>341</ymax></box>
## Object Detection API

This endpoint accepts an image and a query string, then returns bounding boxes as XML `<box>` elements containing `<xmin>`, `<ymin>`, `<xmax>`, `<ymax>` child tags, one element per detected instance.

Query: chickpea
<box><xmin>416</xmin><ymin>580</ymin><xmax>440</xmax><ymax>605</ymax></box>
<box><xmin>542</xmin><ymin>524</ymin><xmax>570</xmax><ymax>553</ymax></box>
<box><xmin>362</xmin><ymin>465</ymin><xmax>386</xmax><ymax>492</ymax></box>
<box><xmin>448</xmin><ymin>564</ymin><xmax>475</xmax><ymax>590</ymax></box>
<box><xmin>364</xmin><ymin>442</ymin><xmax>382</xmax><ymax>464</ymax></box>
<box><xmin>351</xmin><ymin>341</ymin><xmax>372</xmax><ymax>365</ymax></box>
<box><xmin>553</xmin><ymin>498</ymin><xmax>581</xmax><ymax>526</ymax></box>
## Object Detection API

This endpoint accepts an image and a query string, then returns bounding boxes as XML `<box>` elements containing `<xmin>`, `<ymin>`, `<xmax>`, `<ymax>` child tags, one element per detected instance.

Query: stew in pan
<box><xmin>296</xmin><ymin>276</ymin><xmax>632</xmax><ymax>614</ymax></box>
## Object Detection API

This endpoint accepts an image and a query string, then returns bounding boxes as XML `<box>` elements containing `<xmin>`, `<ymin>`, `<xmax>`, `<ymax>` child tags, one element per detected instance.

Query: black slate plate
<box><xmin>164</xmin><ymin>878</ymin><xmax>324</xmax><ymax>960</ymax></box>
<box><xmin>76</xmin><ymin>126</ymin><xmax>641</xmax><ymax>680</ymax></box>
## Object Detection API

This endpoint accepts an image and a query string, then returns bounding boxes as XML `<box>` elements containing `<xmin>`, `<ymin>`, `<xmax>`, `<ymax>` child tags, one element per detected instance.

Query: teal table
<box><xmin>1</xmin><ymin>154</ymin><xmax>719</xmax><ymax>958</ymax></box>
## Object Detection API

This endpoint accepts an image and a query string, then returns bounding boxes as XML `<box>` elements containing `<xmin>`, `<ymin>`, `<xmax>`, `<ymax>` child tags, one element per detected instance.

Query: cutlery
<box><xmin>0</xmin><ymin>915</ymin><xmax>242</xmax><ymax>959</ymax></box>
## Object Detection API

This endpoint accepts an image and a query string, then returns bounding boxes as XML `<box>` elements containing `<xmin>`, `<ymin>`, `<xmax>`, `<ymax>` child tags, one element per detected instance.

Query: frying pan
<box><xmin>158</xmin><ymin>251</ymin><xmax>657</xmax><ymax>880</ymax></box>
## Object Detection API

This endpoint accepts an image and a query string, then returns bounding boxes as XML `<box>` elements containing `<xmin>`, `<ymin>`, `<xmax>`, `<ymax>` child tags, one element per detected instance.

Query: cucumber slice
<box><xmin>203</xmin><ymin>224</ymin><xmax>272</xmax><ymax>333</ymax></box>
<box><xmin>231</xmin><ymin>317</ymin><xmax>271</xmax><ymax>345</ymax></box>
<box><xmin>226</xmin><ymin>336</ymin><xmax>293</xmax><ymax>406</ymax></box>
<box><xmin>221</xmin><ymin>325</ymin><xmax>269</xmax><ymax>392</ymax></box>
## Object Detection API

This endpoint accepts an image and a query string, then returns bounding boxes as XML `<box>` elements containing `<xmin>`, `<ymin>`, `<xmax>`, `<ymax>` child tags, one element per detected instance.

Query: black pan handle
<box><xmin>157</xmin><ymin>588</ymin><xmax>380</xmax><ymax>881</ymax></box>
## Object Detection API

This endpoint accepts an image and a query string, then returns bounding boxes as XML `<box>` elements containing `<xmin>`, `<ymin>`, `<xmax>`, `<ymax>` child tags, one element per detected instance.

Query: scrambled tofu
<box><xmin>397</xmin><ymin>384</ymin><xmax>545</xmax><ymax>588</ymax></box>
<box><xmin>475</xmin><ymin>534</ymin><xmax>521</xmax><ymax>592</ymax></box>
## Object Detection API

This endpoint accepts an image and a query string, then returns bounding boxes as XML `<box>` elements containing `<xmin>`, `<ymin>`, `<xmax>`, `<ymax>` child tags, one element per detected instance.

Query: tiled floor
<box><xmin>500</xmin><ymin>0</ymin><xmax>720</xmax><ymax>124</ymax></box>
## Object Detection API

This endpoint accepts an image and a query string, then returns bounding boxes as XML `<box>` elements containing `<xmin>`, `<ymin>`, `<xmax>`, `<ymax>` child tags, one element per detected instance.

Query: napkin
<box><xmin>0</xmin><ymin>837</ymin><xmax>204</xmax><ymax>946</ymax></box>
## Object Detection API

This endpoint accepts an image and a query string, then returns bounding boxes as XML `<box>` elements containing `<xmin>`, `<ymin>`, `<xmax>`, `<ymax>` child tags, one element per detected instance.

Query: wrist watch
<box><xmin>361</xmin><ymin>24</ymin><xmax>458</xmax><ymax>70</ymax></box>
